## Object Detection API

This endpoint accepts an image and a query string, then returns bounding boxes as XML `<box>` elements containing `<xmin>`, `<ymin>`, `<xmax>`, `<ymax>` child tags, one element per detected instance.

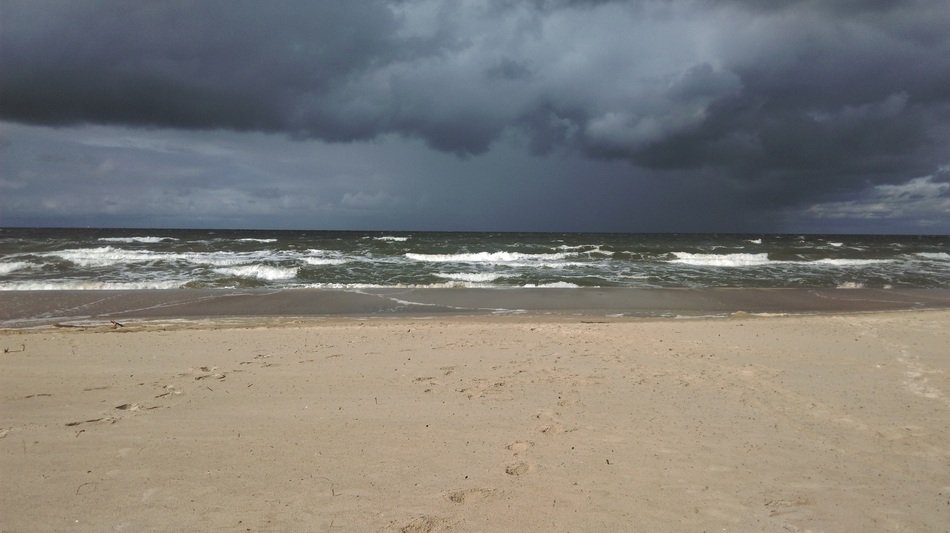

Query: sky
<box><xmin>1</xmin><ymin>0</ymin><xmax>949</xmax><ymax>233</ymax></box>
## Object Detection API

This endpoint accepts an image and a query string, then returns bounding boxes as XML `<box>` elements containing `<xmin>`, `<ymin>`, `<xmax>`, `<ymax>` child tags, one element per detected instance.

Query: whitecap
<box><xmin>836</xmin><ymin>281</ymin><xmax>865</xmax><ymax>289</ymax></box>
<box><xmin>0</xmin><ymin>280</ymin><xmax>185</xmax><ymax>290</ymax></box>
<box><xmin>435</xmin><ymin>272</ymin><xmax>504</xmax><ymax>283</ymax></box>
<box><xmin>213</xmin><ymin>265</ymin><xmax>298</xmax><ymax>280</ymax></box>
<box><xmin>374</xmin><ymin>236</ymin><xmax>409</xmax><ymax>242</ymax></box>
<box><xmin>747</xmin><ymin>238</ymin><xmax>762</xmax><ymax>245</ymax></box>
<box><xmin>915</xmin><ymin>252</ymin><xmax>950</xmax><ymax>261</ymax></box>
<box><xmin>0</xmin><ymin>261</ymin><xmax>31</xmax><ymax>275</ymax></box>
<box><xmin>40</xmin><ymin>246</ymin><xmax>167</xmax><ymax>267</ymax></box>
<box><xmin>522</xmin><ymin>282</ymin><xmax>581</xmax><ymax>288</ymax></box>
<box><xmin>98</xmin><ymin>236</ymin><xmax>178</xmax><ymax>243</ymax></box>
<box><xmin>812</xmin><ymin>258</ymin><xmax>891</xmax><ymax>266</ymax></box>
<box><xmin>236</xmin><ymin>238</ymin><xmax>278</xmax><ymax>243</ymax></box>
<box><xmin>828</xmin><ymin>242</ymin><xmax>844</xmax><ymax>247</ymax></box>
<box><xmin>669</xmin><ymin>252</ymin><xmax>773</xmax><ymax>267</ymax></box>
<box><xmin>302</xmin><ymin>257</ymin><xmax>349</xmax><ymax>266</ymax></box>
<box><xmin>405</xmin><ymin>251</ymin><xmax>567</xmax><ymax>263</ymax></box>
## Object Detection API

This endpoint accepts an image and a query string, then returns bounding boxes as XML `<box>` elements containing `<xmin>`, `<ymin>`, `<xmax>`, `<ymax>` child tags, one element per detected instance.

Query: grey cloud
<box><xmin>2</xmin><ymin>0</ymin><xmax>949</xmax><ymax>216</ymax></box>
<box><xmin>802</xmin><ymin>168</ymin><xmax>950</xmax><ymax>229</ymax></box>
<box><xmin>0</xmin><ymin>1</ymin><xmax>401</xmax><ymax>132</ymax></box>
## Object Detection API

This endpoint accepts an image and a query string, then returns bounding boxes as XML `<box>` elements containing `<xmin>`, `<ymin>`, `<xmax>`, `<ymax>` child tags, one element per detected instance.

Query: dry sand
<box><xmin>2</xmin><ymin>311</ymin><xmax>949</xmax><ymax>531</ymax></box>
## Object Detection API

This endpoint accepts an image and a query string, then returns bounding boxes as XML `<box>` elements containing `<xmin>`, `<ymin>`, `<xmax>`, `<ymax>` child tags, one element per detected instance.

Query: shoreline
<box><xmin>2</xmin><ymin>287</ymin><xmax>950</xmax><ymax>328</ymax></box>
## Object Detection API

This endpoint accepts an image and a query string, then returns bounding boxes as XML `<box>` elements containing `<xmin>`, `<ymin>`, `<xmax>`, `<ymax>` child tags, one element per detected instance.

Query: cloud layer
<box><xmin>1</xmin><ymin>0</ymin><xmax>949</xmax><ymax>230</ymax></box>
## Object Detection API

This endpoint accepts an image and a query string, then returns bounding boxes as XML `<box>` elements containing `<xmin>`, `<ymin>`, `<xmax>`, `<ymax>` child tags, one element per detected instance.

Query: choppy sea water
<box><xmin>0</xmin><ymin>228</ymin><xmax>948</xmax><ymax>290</ymax></box>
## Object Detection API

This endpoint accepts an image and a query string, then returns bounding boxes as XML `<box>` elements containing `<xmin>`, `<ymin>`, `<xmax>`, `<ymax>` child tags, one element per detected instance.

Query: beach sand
<box><xmin>2</xmin><ymin>307</ymin><xmax>949</xmax><ymax>531</ymax></box>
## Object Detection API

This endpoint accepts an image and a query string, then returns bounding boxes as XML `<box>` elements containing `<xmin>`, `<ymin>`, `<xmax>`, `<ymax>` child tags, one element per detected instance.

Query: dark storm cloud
<box><xmin>2</xmin><ymin>0</ymin><xmax>949</xmax><ymax>211</ymax></box>
<box><xmin>0</xmin><ymin>1</ymin><xmax>401</xmax><ymax>133</ymax></box>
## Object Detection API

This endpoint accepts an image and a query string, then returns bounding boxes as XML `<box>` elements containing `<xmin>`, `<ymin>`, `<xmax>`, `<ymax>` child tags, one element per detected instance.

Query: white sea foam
<box><xmin>405</xmin><ymin>252</ymin><xmax>567</xmax><ymax>263</ymax></box>
<box><xmin>0</xmin><ymin>280</ymin><xmax>185</xmax><ymax>290</ymax></box>
<box><xmin>374</xmin><ymin>236</ymin><xmax>409</xmax><ymax>242</ymax></box>
<box><xmin>42</xmin><ymin>247</ymin><xmax>167</xmax><ymax>267</ymax></box>
<box><xmin>828</xmin><ymin>242</ymin><xmax>844</xmax><ymax>247</ymax></box>
<box><xmin>435</xmin><ymin>272</ymin><xmax>504</xmax><ymax>283</ymax></box>
<box><xmin>812</xmin><ymin>258</ymin><xmax>891</xmax><ymax>266</ymax></box>
<box><xmin>237</xmin><ymin>238</ymin><xmax>278</xmax><ymax>243</ymax></box>
<box><xmin>98</xmin><ymin>236</ymin><xmax>177</xmax><ymax>243</ymax></box>
<box><xmin>301</xmin><ymin>282</ymin><xmax>476</xmax><ymax>289</ymax></box>
<box><xmin>915</xmin><ymin>252</ymin><xmax>950</xmax><ymax>260</ymax></box>
<box><xmin>836</xmin><ymin>281</ymin><xmax>866</xmax><ymax>289</ymax></box>
<box><xmin>213</xmin><ymin>265</ymin><xmax>298</xmax><ymax>280</ymax></box>
<box><xmin>302</xmin><ymin>257</ymin><xmax>349</xmax><ymax>266</ymax></box>
<box><xmin>670</xmin><ymin>252</ymin><xmax>773</xmax><ymax>267</ymax></box>
<box><xmin>747</xmin><ymin>238</ymin><xmax>762</xmax><ymax>244</ymax></box>
<box><xmin>42</xmin><ymin>247</ymin><xmax>286</xmax><ymax>268</ymax></box>
<box><xmin>0</xmin><ymin>261</ymin><xmax>31</xmax><ymax>275</ymax></box>
<box><xmin>670</xmin><ymin>252</ymin><xmax>891</xmax><ymax>268</ymax></box>
<box><xmin>523</xmin><ymin>282</ymin><xmax>581</xmax><ymax>288</ymax></box>
<box><xmin>557</xmin><ymin>244</ymin><xmax>606</xmax><ymax>254</ymax></box>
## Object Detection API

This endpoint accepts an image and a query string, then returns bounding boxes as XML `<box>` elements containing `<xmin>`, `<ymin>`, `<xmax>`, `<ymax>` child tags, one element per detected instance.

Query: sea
<box><xmin>0</xmin><ymin>228</ymin><xmax>948</xmax><ymax>291</ymax></box>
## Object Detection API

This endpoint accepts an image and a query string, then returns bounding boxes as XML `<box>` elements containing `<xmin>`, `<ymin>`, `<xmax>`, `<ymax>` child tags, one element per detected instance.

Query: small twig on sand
<box><xmin>111</xmin><ymin>320</ymin><xmax>124</xmax><ymax>329</ymax></box>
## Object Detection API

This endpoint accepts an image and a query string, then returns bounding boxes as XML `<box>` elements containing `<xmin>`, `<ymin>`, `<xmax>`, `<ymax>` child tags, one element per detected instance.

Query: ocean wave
<box><xmin>302</xmin><ymin>257</ymin><xmax>350</xmax><ymax>266</ymax></box>
<box><xmin>669</xmin><ymin>252</ymin><xmax>773</xmax><ymax>267</ymax></box>
<box><xmin>374</xmin><ymin>236</ymin><xmax>409</xmax><ymax>242</ymax></box>
<box><xmin>0</xmin><ymin>280</ymin><xmax>185</xmax><ymax>290</ymax></box>
<box><xmin>40</xmin><ymin>246</ymin><xmax>167</xmax><ymax>267</ymax></box>
<box><xmin>299</xmin><ymin>281</ymin><xmax>487</xmax><ymax>289</ymax></box>
<box><xmin>522</xmin><ymin>282</ymin><xmax>581</xmax><ymax>288</ymax></box>
<box><xmin>236</xmin><ymin>238</ymin><xmax>278</xmax><ymax>243</ymax></box>
<box><xmin>180</xmin><ymin>251</ymin><xmax>276</xmax><ymax>267</ymax></box>
<box><xmin>670</xmin><ymin>252</ymin><xmax>893</xmax><ymax>268</ymax></box>
<box><xmin>828</xmin><ymin>242</ymin><xmax>844</xmax><ymax>247</ymax></box>
<box><xmin>836</xmin><ymin>281</ymin><xmax>865</xmax><ymax>289</ymax></box>
<box><xmin>915</xmin><ymin>252</ymin><xmax>950</xmax><ymax>261</ymax></box>
<box><xmin>556</xmin><ymin>244</ymin><xmax>603</xmax><ymax>252</ymax></box>
<box><xmin>405</xmin><ymin>252</ymin><xmax>567</xmax><ymax>263</ymax></box>
<box><xmin>0</xmin><ymin>261</ymin><xmax>31</xmax><ymax>275</ymax></box>
<box><xmin>213</xmin><ymin>265</ymin><xmax>299</xmax><ymax>280</ymax></box>
<box><xmin>98</xmin><ymin>236</ymin><xmax>178</xmax><ymax>243</ymax></box>
<box><xmin>40</xmin><ymin>247</ymin><xmax>282</xmax><ymax>268</ymax></box>
<box><xmin>811</xmin><ymin>258</ymin><xmax>891</xmax><ymax>266</ymax></box>
<box><xmin>435</xmin><ymin>272</ymin><xmax>505</xmax><ymax>283</ymax></box>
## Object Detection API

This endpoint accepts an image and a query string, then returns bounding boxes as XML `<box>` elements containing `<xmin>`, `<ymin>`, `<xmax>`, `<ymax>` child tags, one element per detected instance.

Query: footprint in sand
<box><xmin>65</xmin><ymin>416</ymin><xmax>119</xmax><ymax>427</ymax></box>
<box><xmin>399</xmin><ymin>515</ymin><xmax>450</xmax><ymax>533</ymax></box>
<box><xmin>153</xmin><ymin>384</ymin><xmax>182</xmax><ymax>399</ymax></box>
<box><xmin>446</xmin><ymin>488</ymin><xmax>496</xmax><ymax>504</ymax></box>
<box><xmin>765</xmin><ymin>496</ymin><xmax>814</xmax><ymax>525</ymax></box>
<box><xmin>505</xmin><ymin>440</ymin><xmax>534</xmax><ymax>454</ymax></box>
<box><xmin>536</xmin><ymin>411</ymin><xmax>565</xmax><ymax>434</ymax></box>
<box><xmin>505</xmin><ymin>461</ymin><xmax>531</xmax><ymax>476</ymax></box>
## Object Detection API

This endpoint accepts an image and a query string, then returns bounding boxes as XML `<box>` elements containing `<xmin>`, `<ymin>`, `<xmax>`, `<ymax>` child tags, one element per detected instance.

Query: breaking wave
<box><xmin>0</xmin><ymin>261</ymin><xmax>30</xmax><ymax>275</ymax></box>
<box><xmin>670</xmin><ymin>253</ymin><xmax>892</xmax><ymax>268</ymax></box>
<box><xmin>213</xmin><ymin>265</ymin><xmax>299</xmax><ymax>280</ymax></box>
<box><xmin>98</xmin><ymin>236</ymin><xmax>178</xmax><ymax>243</ymax></box>
<box><xmin>669</xmin><ymin>252</ymin><xmax>773</xmax><ymax>267</ymax></box>
<box><xmin>0</xmin><ymin>280</ymin><xmax>185</xmax><ymax>290</ymax></box>
<box><xmin>435</xmin><ymin>272</ymin><xmax>505</xmax><ymax>283</ymax></box>
<box><xmin>406</xmin><ymin>252</ymin><xmax>567</xmax><ymax>263</ymax></box>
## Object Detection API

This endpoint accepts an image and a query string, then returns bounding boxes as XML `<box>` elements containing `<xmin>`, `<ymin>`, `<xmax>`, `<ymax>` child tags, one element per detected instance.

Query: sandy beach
<box><xmin>2</xmin><ymin>297</ymin><xmax>949</xmax><ymax>531</ymax></box>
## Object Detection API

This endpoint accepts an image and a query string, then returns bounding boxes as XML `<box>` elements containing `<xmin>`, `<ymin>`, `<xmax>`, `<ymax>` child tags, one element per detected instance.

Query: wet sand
<box><xmin>2</xmin><ymin>287</ymin><xmax>950</xmax><ymax>327</ymax></box>
<box><xmin>2</xmin><ymin>295</ymin><xmax>949</xmax><ymax>531</ymax></box>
